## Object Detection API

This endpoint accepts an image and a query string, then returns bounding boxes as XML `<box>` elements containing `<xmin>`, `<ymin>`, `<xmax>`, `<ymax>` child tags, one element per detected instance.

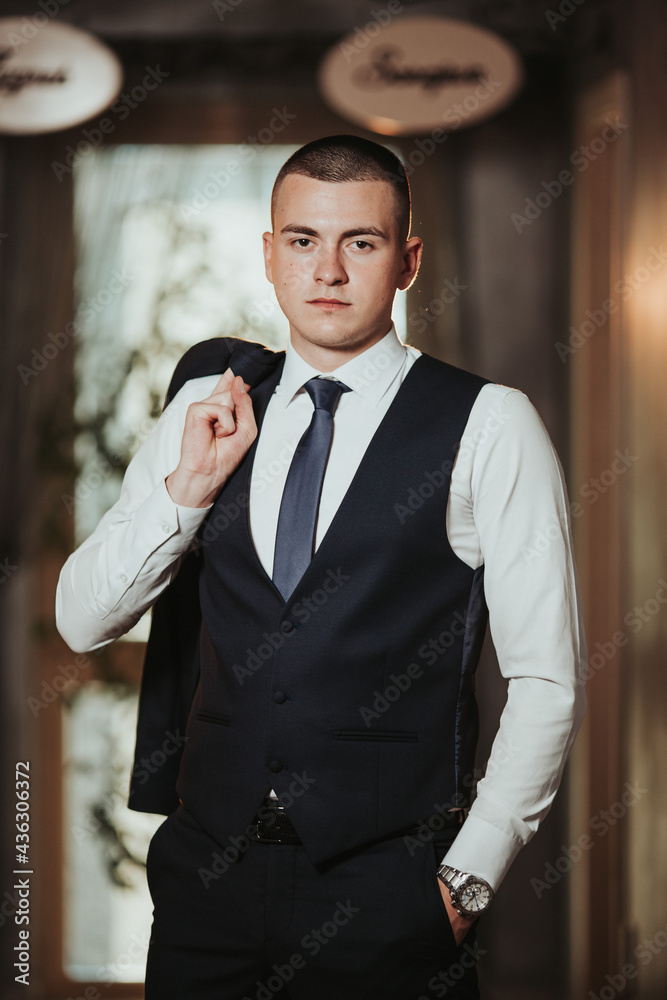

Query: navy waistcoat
<box><xmin>174</xmin><ymin>349</ymin><xmax>490</xmax><ymax>865</ymax></box>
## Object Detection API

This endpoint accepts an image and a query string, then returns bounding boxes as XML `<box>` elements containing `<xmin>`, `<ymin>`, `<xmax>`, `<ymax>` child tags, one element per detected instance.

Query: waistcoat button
<box><xmin>273</xmin><ymin>691</ymin><xmax>287</xmax><ymax>704</ymax></box>
<box><xmin>282</xmin><ymin>621</ymin><xmax>295</xmax><ymax>633</ymax></box>
<box><xmin>269</xmin><ymin>759</ymin><xmax>283</xmax><ymax>773</ymax></box>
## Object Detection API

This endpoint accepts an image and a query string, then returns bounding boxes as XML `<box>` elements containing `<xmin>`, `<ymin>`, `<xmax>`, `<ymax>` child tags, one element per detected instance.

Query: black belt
<box><xmin>251</xmin><ymin>798</ymin><xmax>463</xmax><ymax>846</ymax></box>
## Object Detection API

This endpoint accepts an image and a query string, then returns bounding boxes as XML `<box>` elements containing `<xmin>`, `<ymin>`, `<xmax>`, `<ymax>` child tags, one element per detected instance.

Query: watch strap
<box><xmin>436</xmin><ymin>864</ymin><xmax>493</xmax><ymax>918</ymax></box>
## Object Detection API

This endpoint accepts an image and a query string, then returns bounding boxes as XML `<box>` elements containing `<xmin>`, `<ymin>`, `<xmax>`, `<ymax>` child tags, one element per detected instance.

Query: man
<box><xmin>56</xmin><ymin>135</ymin><xmax>587</xmax><ymax>999</ymax></box>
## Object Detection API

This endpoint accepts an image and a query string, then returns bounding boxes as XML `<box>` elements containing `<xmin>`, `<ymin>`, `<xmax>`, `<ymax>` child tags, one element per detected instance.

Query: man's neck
<box><xmin>288</xmin><ymin>327</ymin><xmax>393</xmax><ymax>372</ymax></box>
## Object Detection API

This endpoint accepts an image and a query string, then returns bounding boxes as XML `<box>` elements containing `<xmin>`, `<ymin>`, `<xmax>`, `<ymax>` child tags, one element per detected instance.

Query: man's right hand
<box><xmin>165</xmin><ymin>369</ymin><xmax>257</xmax><ymax>508</ymax></box>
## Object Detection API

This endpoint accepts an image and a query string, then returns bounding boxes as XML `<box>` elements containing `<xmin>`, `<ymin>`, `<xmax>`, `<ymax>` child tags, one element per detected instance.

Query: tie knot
<box><xmin>304</xmin><ymin>377</ymin><xmax>351</xmax><ymax>415</ymax></box>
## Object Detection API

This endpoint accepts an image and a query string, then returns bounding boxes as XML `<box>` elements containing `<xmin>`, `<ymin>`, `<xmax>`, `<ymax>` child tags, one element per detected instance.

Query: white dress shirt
<box><xmin>56</xmin><ymin>326</ymin><xmax>587</xmax><ymax>892</ymax></box>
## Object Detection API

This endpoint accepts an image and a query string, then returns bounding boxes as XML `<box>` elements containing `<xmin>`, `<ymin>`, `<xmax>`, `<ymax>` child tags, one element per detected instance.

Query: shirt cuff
<box><xmin>100</xmin><ymin>480</ymin><xmax>211</xmax><ymax>615</ymax></box>
<box><xmin>162</xmin><ymin>478</ymin><xmax>214</xmax><ymax>527</ymax></box>
<box><xmin>131</xmin><ymin>478</ymin><xmax>211</xmax><ymax>552</ymax></box>
<box><xmin>439</xmin><ymin>813</ymin><xmax>525</xmax><ymax>893</ymax></box>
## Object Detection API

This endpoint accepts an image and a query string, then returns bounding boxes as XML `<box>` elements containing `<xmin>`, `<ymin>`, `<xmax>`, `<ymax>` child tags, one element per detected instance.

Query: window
<box><xmin>64</xmin><ymin>142</ymin><xmax>407</xmax><ymax>984</ymax></box>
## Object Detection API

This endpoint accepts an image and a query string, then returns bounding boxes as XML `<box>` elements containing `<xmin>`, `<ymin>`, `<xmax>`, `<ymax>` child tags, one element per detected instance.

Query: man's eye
<box><xmin>293</xmin><ymin>238</ymin><xmax>312</xmax><ymax>248</ymax></box>
<box><xmin>352</xmin><ymin>240</ymin><xmax>372</xmax><ymax>250</ymax></box>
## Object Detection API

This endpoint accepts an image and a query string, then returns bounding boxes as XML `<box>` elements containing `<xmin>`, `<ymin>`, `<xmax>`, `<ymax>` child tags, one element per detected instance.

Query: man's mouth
<box><xmin>307</xmin><ymin>298</ymin><xmax>350</xmax><ymax>310</ymax></box>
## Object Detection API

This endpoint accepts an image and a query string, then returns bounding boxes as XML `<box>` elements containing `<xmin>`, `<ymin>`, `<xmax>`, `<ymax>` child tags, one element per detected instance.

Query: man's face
<box><xmin>263</xmin><ymin>174</ymin><xmax>422</xmax><ymax>369</ymax></box>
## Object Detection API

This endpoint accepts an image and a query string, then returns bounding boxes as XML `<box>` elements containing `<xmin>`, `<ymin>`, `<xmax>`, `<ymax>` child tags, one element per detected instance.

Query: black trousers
<box><xmin>145</xmin><ymin>804</ymin><xmax>481</xmax><ymax>1000</ymax></box>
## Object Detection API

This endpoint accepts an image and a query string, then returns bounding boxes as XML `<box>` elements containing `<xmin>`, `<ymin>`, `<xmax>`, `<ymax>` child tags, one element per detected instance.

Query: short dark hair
<box><xmin>271</xmin><ymin>134</ymin><xmax>411</xmax><ymax>241</ymax></box>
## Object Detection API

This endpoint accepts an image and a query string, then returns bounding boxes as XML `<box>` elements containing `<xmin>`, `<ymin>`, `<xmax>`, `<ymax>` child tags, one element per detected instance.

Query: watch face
<box><xmin>459</xmin><ymin>879</ymin><xmax>492</xmax><ymax>914</ymax></box>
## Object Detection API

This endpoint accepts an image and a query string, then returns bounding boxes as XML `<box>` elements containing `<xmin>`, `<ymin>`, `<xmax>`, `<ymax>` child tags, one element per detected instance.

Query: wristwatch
<box><xmin>436</xmin><ymin>865</ymin><xmax>494</xmax><ymax>919</ymax></box>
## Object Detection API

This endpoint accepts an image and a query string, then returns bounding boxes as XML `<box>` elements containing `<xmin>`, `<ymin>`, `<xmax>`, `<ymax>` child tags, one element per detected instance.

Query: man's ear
<box><xmin>398</xmin><ymin>236</ymin><xmax>423</xmax><ymax>292</ymax></box>
<box><xmin>262</xmin><ymin>231</ymin><xmax>274</xmax><ymax>284</ymax></box>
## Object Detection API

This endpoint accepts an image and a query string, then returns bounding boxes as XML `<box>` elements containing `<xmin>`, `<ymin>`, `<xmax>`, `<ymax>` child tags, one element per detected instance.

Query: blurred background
<box><xmin>0</xmin><ymin>0</ymin><xmax>666</xmax><ymax>997</ymax></box>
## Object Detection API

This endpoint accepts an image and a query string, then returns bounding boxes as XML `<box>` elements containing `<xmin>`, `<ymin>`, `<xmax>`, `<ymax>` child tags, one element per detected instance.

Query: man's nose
<box><xmin>313</xmin><ymin>247</ymin><xmax>347</xmax><ymax>285</ymax></box>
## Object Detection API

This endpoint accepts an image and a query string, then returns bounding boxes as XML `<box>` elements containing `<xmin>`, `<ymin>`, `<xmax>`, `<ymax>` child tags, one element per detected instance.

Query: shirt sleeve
<box><xmin>55</xmin><ymin>378</ymin><xmax>217</xmax><ymax>653</ymax></box>
<box><xmin>441</xmin><ymin>385</ymin><xmax>588</xmax><ymax>891</ymax></box>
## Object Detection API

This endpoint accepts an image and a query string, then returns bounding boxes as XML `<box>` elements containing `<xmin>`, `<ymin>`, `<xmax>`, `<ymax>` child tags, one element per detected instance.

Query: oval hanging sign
<box><xmin>319</xmin><ymin>16</ymin><xmax>523</xmax><ymax>136</ymax></box>
<box><xmin>0</xmin><ymin>18</ymin><xmax>123</xmax><ymax>135</ymax></box>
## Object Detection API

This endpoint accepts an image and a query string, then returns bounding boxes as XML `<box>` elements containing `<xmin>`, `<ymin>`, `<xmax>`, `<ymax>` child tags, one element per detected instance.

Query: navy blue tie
<box><xmin>272</xmin><ymin>377</ymin><xmax>351</xmax><ymax>600</ymax></box>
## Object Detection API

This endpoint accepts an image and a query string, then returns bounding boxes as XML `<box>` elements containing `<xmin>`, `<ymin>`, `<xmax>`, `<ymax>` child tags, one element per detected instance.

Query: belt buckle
<box><xmin>254</xmin><ymin>804</ymin><xmax>300</xmax><ymax>845</ymax></box>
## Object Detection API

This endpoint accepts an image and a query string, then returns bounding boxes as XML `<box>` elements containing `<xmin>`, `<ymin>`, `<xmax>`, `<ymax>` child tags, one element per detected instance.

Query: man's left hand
<box><xmin>438</xmin><ymin>880</ymin><xmax>475</xmax><ymax>946</ymax></box>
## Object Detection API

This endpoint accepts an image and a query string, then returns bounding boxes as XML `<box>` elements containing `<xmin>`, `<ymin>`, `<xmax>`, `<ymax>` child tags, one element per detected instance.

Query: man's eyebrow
<box><xmin>281</xmin><ymin>225</ymin><xmax>319</xmax><ymax>237</ymax></box>
<box><xmin>342</xmin><ymin>226</ymin><xmax>388</xmax><ymax>240</ymax></box>
<box><xmin>280</xmin><ymin>224</ymin><xmax>389</xmax><ymax>239</ymax></box>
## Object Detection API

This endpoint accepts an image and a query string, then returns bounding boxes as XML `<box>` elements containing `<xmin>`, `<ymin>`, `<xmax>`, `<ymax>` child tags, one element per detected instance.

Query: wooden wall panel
<box><xmin>570</xmin><ymin>1</ymin><xmax>667</xmax><ymax>995</ymax></box>
<box><xmin>623</xmin><ymin>0</ymin><xmax>667</xmax><ymax>996</ymax></box>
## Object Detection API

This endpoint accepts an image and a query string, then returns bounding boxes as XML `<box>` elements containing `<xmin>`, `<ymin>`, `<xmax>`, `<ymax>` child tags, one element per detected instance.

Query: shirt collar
<box><xmin>276</xmin><ymin>325</ymin><xmax>410</xmax><ymax>409</ymax></box>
